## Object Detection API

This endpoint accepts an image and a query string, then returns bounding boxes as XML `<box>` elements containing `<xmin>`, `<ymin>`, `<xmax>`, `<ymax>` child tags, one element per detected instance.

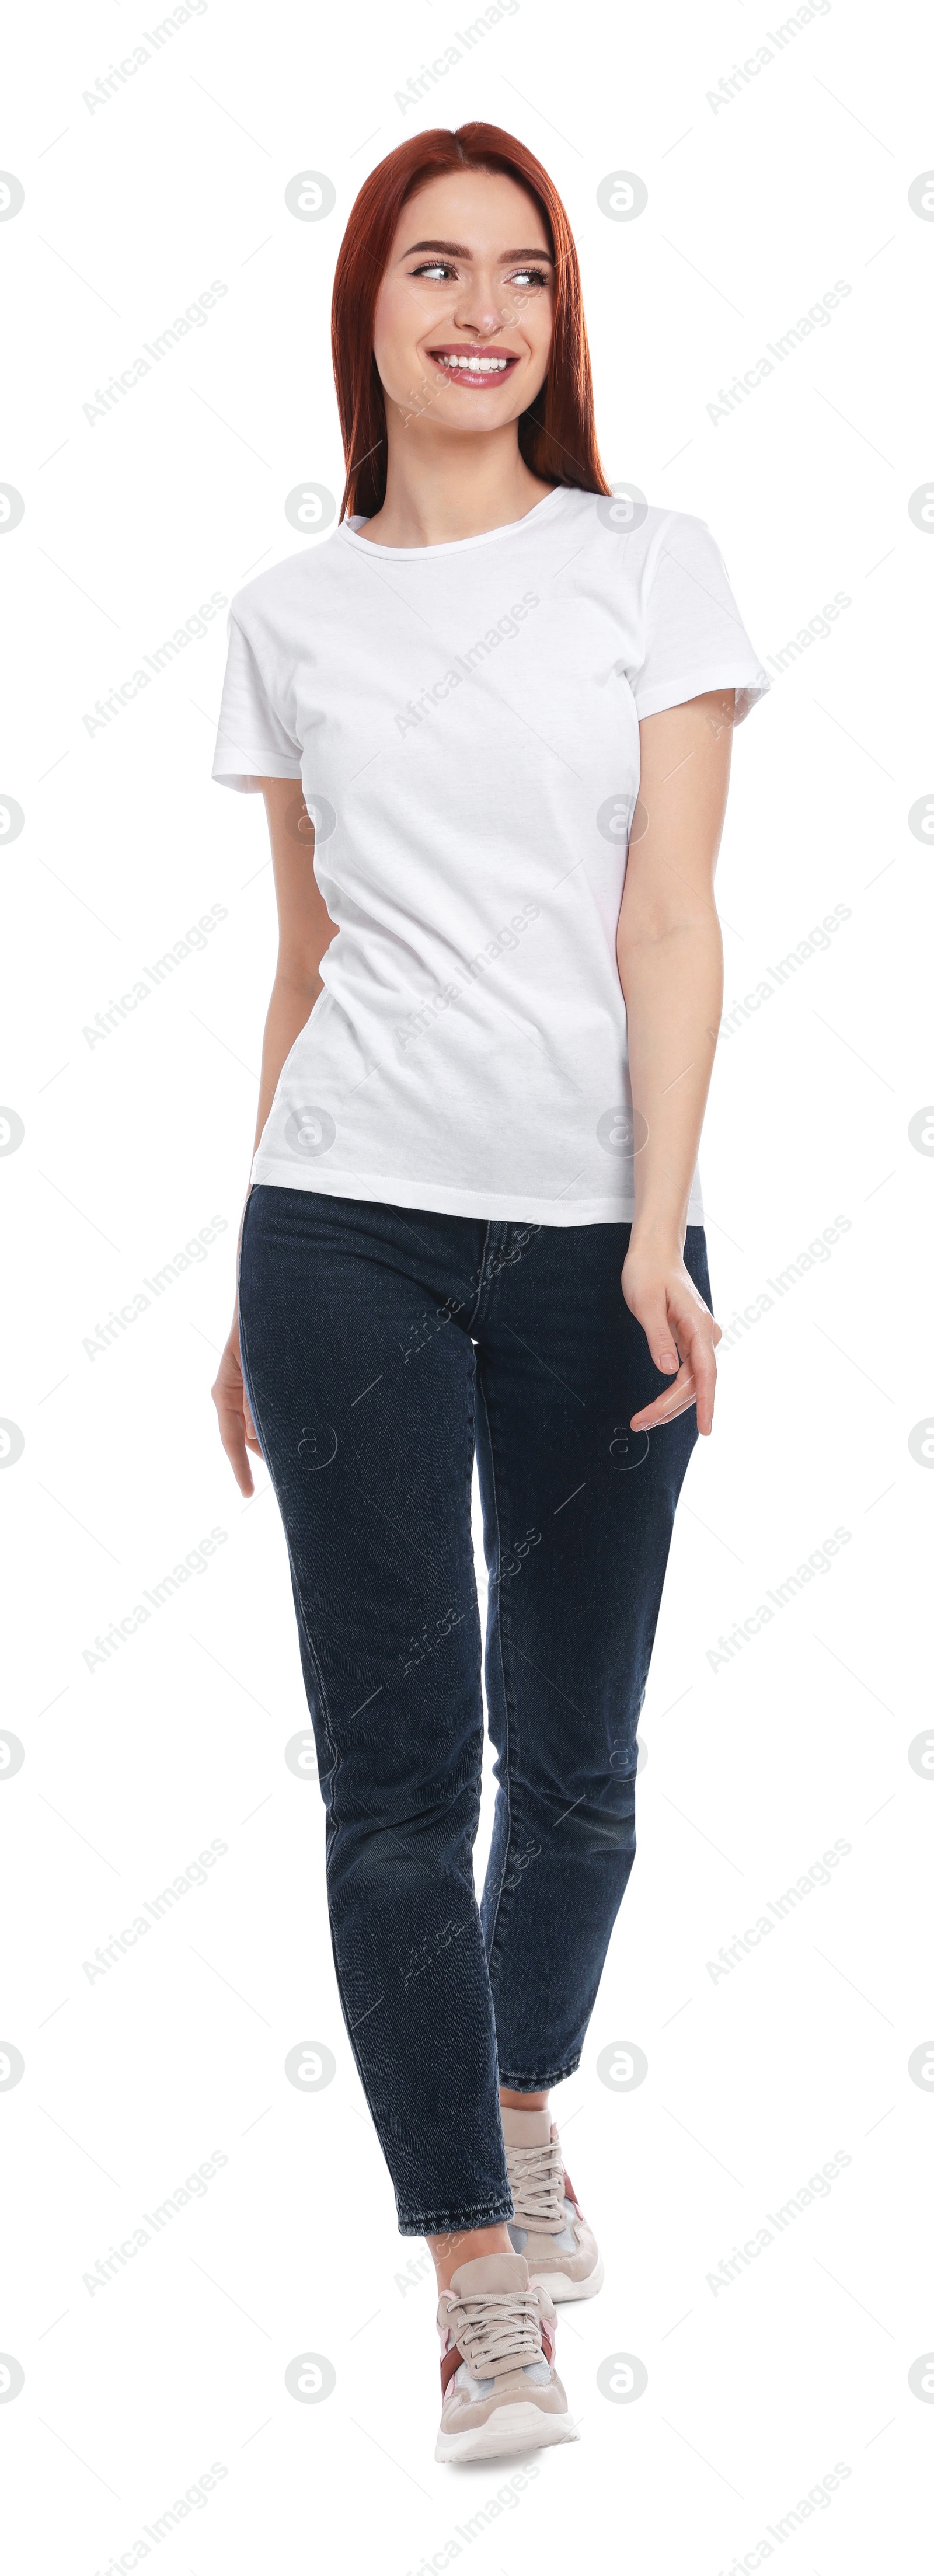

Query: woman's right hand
<box><xmin>212</xmin><ymin>1313</ymin><xmax>262</xmax><ymax>1497</ymax></box>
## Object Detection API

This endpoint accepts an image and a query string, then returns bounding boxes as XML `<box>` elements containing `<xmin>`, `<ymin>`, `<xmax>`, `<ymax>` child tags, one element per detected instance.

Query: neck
<box><xmin>357</xmin><ymin>419</ymin><xmax>555</xmax><ymax>548</ymax></box>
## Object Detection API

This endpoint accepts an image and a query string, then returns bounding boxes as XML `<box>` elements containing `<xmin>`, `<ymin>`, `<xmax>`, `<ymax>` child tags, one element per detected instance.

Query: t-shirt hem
<box><xmin>212</xmin><ymin>755</ymin><xmax>303</xmax><ymax>792</ymax></box>
<box><xmin>249</xmin><ymin>1152</ymin><xmax>704</xmax><ymax>1229</ymax></box>
<box><xmin>632</xmin><ymin>664</ymin><xmax>770</xmax><ymax>721</ymax></box>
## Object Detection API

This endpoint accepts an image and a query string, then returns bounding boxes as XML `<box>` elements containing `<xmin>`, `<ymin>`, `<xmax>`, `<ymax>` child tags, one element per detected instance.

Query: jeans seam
<box><xmin>465</xmin><ymin>1218</ymin><xmax>493</xmax><ymax>1330</ymax></box>
<box><xmin>463</xmin><ymin>1341</ymin><xmax>486</xmax><ymax>1841</ymax></box>
<box><xmin>476</xmin><ymin>1360</ymin><xmax>517</xmax><ymax>1992</ymax></box>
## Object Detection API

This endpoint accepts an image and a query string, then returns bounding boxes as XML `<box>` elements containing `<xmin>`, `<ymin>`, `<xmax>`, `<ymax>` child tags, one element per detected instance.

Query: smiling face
<box><xmin>372</xmin><ymin>167</ymin><xmax>556</xmax><ymax>435</ymax></box>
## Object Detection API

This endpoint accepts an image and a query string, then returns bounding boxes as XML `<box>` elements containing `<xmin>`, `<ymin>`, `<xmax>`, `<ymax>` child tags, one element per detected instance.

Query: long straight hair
<box><xmin>330</xmin><ymin>123</ymin><xmax>611</xmax><ymax>521</ymax></box>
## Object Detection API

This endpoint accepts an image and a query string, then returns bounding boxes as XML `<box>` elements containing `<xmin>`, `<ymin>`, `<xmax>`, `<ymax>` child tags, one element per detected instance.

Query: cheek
<box><xmin>375</xmin><ymin>288</ymin><xmax>448</xmax><ymax>392</ymax></box>
<box><xmin>372</xmin><ymin>288</ymin><xmax>417</xmax><ymax>369</ymax></box>
<box><xmin>520</xmin><ymin>301</ymin><xmax>555</xmax><ymax>379</ymax></box>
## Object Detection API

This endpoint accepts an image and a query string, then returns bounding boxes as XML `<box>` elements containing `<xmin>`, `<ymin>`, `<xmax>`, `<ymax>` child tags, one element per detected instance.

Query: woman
<box><xmin>211</xmin><ymin>121</ymin><xmax>768</xmax><ymax>2465</ymax></box>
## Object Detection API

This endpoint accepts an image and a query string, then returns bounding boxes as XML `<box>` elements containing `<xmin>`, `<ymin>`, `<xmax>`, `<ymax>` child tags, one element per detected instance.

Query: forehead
<box><xmin>391</xmin><ymin>165</ymin><xmax>549</xmax><ymax>253</ymax></box>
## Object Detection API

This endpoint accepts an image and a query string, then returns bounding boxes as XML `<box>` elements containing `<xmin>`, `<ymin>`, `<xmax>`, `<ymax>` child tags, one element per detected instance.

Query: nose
<box><xmin>452</xmin><ymin>275</ymin><xmax>510</xmax><ymax>338</ymax></box>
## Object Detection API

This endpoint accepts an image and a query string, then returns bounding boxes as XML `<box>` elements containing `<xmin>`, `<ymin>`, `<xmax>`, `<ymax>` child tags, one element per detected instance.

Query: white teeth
<box><xmin>437</xmin><ymin>353</ymin><xmax>510</xmax><ymax>372</ymax></box>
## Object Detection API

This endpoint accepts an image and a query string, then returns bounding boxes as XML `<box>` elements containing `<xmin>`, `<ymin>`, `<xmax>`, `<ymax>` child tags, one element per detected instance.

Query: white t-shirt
<box><xmin>212</xmin><ymin>486</ymin><xmax>768</xmax><ymax>1225</ymax></box>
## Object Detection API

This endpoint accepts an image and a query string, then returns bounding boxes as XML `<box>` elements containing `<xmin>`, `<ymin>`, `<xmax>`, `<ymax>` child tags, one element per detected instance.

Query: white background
<box><xmin>2</xmin><ymin>0</ymin><xmax>930</xmax><ymax>2568</ymax></box>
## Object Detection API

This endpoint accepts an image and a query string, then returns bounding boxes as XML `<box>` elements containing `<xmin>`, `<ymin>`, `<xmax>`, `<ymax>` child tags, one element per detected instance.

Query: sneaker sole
<box><xmin>435</xmin><ymin>2402</ymin><xmax>579</xmax><ymax>2465</ymax></box>
<box><xmin>529</xmin><ymin>2254</ymin><xmax>605</xmax><ymax>2302</ymax></box>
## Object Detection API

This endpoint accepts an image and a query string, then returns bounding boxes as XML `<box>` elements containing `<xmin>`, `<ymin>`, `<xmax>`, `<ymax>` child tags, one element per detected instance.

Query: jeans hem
<box><xmin>396</xmin><ymin>2197</ymin><xmax>515</xmax><ymax>2237</ymax></box>
<box><xmin>497</xmin><ymin>2057</ymin><xmax>582</xmax><ymax>2090</ymax></box>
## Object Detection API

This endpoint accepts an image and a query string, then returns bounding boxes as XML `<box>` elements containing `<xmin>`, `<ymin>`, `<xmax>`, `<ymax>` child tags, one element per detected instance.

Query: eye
<box><xmin>409</xmin><ymin>261</ymin><xmax>457</xmax><ymax>281</ymax></box>
<box><xmin>506</xmin><ymin>267</ymin><xmax>550</xmax><ymax>290</ymax></box>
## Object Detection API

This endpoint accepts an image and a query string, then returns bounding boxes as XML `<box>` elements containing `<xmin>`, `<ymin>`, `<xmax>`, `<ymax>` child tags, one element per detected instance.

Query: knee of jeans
<box><xmin>552</xmin><ymin>1775</ymin><xmax>637</xmax><ymax>1857</ymax></box>
<box><xmin>337</xmin><ymin>1791</ymin><xmax>477</xmax><ymax>1869</ymax></box>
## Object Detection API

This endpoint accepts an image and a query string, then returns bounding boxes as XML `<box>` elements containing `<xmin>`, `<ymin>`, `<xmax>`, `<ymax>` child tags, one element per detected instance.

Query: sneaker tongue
<box><xmin>449</xmin><ymin>2251</ymin><xmax>529</xmax><ymax>2297</ymax></box>
<box><xmin>500</xmin><ymin>2106</ymin><xmax>553</xmax><ymax>2148</ymax></box>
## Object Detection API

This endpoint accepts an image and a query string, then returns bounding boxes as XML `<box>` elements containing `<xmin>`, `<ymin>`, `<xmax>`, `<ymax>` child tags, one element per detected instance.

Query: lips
<box><xmin>427</xmin><ymin>346</ymin><xmax>521</xmax><ymax>388</ymax></box>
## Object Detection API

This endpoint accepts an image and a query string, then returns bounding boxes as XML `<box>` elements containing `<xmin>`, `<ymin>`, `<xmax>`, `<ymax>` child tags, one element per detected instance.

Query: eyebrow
<box><xmin>400</xmin><ymin>239</ymin><xmax>555</xmax><ymax>263</ymax></box>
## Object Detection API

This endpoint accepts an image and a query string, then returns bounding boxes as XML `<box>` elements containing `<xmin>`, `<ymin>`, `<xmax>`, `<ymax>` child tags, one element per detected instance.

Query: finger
<box><xmin>227</xmin><ymin>1425</ymin><xmax>255</xmax><ymax>1498</ymax></box>
<box><xmin>681</xmin><ymin>1317</ymin><xmax>718</xmax><ymax>1435</ymax></box>
<box><xmin>228</xmin><ymin>1433</ymin><xmax>255</xmax><ymax>1498</ymax></box>
<box><xmin>630</xmin><ymin>1358</ymin><xmax>695</xmax><ymax>1431</ymax></box>
<box><xmin>212</xmin><ymin>1386</ymin><xmax>255</xmax><ymax>1497</ymax></box>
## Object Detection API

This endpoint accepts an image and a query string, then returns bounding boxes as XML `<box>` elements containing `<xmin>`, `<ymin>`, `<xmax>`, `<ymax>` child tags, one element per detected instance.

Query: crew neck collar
<box><xmin>339</xmin><ymin>483</ymin><xmax>571</xmax><ymax>560</ymax></box>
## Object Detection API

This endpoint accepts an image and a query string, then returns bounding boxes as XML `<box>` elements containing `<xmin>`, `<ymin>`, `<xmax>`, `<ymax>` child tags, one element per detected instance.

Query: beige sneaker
<box><xmin>435</xmin><ymin>2250</ymin><xmax>577</xmax><ymax>2463</ymax></box>
<box><xmin>502</xmin><ymin>2106</ymin><xmax>604</xmax><ymax>2301</ymax></box>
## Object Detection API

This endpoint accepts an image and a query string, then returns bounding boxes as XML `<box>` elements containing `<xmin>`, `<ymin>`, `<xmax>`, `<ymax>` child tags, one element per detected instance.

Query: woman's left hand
<box><xmin>621</xmin><ymin>1240</ymin><xmax>722</xmax><ymax>1436</ymax></box>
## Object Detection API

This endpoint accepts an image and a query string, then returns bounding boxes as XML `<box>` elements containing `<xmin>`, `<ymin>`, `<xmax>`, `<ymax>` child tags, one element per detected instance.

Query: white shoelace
<box><xmin>447</xmin><ymin>2284</ymin><xmax>543</xmax><ymax>2377</ymax></box>
<box><xmin>507</xmin><ymin>2135</ymin><xmax>568</xmax><ymax>2233</ymax></box>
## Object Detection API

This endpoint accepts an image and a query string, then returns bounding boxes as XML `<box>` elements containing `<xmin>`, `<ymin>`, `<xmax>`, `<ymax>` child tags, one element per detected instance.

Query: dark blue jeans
<box><xmin>238</xmin><ymin>1187</ymin><xmax>709</xmax><ymax>2235</ymax></box>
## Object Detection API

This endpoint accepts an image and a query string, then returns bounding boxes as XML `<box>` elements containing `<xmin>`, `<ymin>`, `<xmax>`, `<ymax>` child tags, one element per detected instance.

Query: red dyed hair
<box><xmin>330</xmin><ymin>123</ymin><xmax>611</xmax><ymax>521</ymax></box>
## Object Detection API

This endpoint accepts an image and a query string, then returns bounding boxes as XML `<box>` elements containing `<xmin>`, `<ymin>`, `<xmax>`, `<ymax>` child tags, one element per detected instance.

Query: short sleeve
<box><xmin>211</xmin><ymin>610</ymin><xmax>303</xmax><ymax>793</ymax></box>
<box><xmin>630</xmin><ymin>516</ymin><xmax>770</xmax><ymax>725</ymax></box>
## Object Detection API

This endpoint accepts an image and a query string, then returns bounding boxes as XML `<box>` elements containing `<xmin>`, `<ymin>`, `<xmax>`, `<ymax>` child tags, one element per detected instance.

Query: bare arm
<box><xmin>211</xmin><ymin>779</ymin><xmax>337</xmax><ymax>1493</ymax></box>
<box><xmin>617</xmin><ymin>688</ymin><xmax>734</xmax><ymax>1437</ymax></box>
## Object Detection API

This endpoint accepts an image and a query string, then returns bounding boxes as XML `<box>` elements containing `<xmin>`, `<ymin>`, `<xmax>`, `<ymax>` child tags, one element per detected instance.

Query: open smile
<box><xmin>426</xmin><ymin>345</ymin><xmax>521</xmax><ymax>389</ymax></box>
